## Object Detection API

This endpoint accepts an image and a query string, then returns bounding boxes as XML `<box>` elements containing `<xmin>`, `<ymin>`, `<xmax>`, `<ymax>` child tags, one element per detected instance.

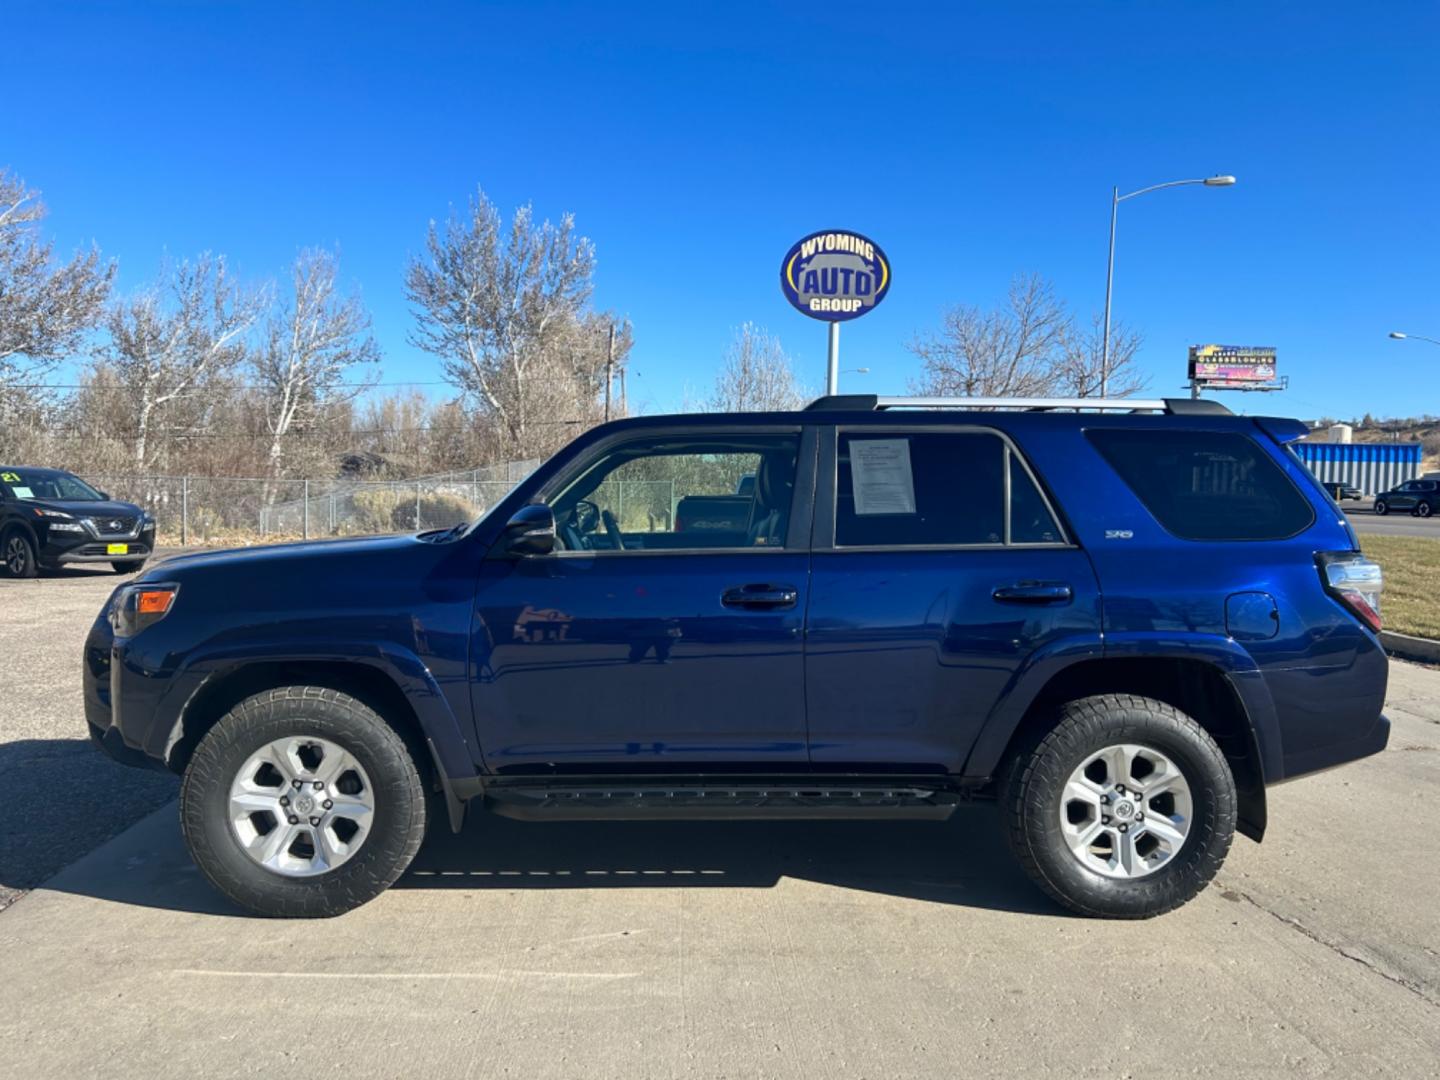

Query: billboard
<box><xmin>780</xmin><ymin>230</ymin><xmax>891</xmax><ymax>322</ymax></box>
<box><xmin>1188</xmin><ymin>344</ymin><xmax>1278</xmax><ymax>384</ymax></box>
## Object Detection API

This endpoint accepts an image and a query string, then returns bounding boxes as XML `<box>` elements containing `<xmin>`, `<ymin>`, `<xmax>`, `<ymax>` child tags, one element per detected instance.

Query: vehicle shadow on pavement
<box><xmin>401</xmin><ymin>806</ymin><xmax>1068</xmax><ymax>916</ymax></box>
<box><xmin>0</xmin><ymin>738</ymin><xmax>178</xmax><ymax>902</ymax></box>
<box><xmin>24</xmin><ymin>791</ymin><xmax>1066</xmax><ymax>918</ymax></box>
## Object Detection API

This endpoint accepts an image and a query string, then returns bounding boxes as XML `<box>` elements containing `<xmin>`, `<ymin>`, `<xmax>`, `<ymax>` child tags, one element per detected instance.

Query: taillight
<box><xmin>1317</xmin><ymin>552</ymin><xmax>1382</xmax><ymax>633</ymax></box>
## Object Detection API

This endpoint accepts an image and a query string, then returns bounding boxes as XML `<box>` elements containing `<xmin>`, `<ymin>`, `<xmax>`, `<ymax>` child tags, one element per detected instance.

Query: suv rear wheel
<box><xmin>180</xmin><ymin>686</ymin><xmax>426</xmax><ymax>917</ymax></box>
<box><xmin>1003</xmin><ymin>694</ymin><xmax>1236</xmax><ymax>918</ymax></box>
<box><xmin>1416</xmin><ymin>501</ymin><xmax>1433</xmax><ymax>519</ymax></box>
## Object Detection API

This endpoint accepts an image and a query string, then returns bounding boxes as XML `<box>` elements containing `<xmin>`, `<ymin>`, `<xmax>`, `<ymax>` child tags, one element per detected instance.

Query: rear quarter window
<box><xmin>1086</xmin><ymin>428</ymin><xmax>1315</xmax><ymax>541</ymax></box>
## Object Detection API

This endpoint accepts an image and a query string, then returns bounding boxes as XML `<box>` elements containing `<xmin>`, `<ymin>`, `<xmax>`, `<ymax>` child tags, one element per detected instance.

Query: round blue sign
<box><xmin>780</xmin><ymin>230</ymin><xmax>891</xmax><ymax>322</ymax></box>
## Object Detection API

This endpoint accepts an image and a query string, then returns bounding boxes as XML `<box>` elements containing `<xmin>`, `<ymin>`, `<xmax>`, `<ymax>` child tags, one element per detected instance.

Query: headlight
<box><xmin>31</xmin><ymin>507</ymin><xmax>73</xmax><ymax>519</ymax></box>
<box><xmin>142</xmin><ymin>516</ymin><xmax>156</xmax><ymax>532</ymax></box>
<box><xmin>109</xmin><ymin>583</ymin><xmax>180</xmax><ymax>636</ymax></box>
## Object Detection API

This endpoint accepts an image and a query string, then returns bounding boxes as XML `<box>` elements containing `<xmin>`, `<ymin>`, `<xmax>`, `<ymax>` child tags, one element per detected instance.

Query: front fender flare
<box><xmin>157</xmin><ymin>640</ymin><xmax>479</xmax><ymax>792</ymax></box>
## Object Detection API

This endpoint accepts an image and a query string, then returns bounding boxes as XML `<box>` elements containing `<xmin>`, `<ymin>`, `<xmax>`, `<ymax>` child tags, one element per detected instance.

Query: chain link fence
<box><xmin>85</xmin><ymin>461</ymin><xmax>540</xmax><ymax>546</ymax></box>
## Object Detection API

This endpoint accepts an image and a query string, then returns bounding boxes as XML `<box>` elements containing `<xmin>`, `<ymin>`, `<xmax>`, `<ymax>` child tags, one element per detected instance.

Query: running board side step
<box><xmin>485</xmin><ymin>781</ymin><xmax>962</xmax><ymax>821</ymax></box>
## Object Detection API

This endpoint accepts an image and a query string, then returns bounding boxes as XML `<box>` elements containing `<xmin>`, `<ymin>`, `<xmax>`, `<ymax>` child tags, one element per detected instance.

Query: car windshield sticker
<box><xmin>0</xmin><ymin>472</ymin><xmax>20</xmax><ymax>483</ymax></box>
<box><xmin>850</xmin><ymin>439</ymin><xmax>916</xmax><ymax>515</ymax></box>
<box><xmin>11</xmin><ymin>486</ymin><xmax>33</xmax><ymax>499</ymax></box>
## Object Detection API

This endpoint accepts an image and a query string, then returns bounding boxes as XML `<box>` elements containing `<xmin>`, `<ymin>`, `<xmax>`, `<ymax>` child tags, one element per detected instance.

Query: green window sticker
<box><xmin>0</xmin><ymin>472</ymin><xmax>20</xmax><ymax>483</ymax></box>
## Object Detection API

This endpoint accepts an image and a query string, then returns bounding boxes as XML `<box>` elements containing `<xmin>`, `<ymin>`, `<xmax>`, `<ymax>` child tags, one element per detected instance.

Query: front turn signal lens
<box><xmin>109</xmin><ymin>583</ymin><xmax>179</xmax><ymax>636</ymax></box>
<box><xmin>137</xmin><ymin>589</ymin><xmax>175</xmax><ymax>615</ymax></box>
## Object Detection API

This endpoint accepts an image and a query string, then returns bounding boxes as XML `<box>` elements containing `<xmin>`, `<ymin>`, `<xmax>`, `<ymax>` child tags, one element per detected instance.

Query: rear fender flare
<box><xmin>962</xmin><ymin>632</ymin><xmax>1282</xmax><ymax>785</ymax></box>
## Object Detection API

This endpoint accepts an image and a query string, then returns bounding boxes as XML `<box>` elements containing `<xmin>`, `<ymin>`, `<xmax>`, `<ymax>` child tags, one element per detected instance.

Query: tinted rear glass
<box><xmin>1087</xmin><ymin>429</ymin><xmax>1314</xmax><ymax>541</ymax></box>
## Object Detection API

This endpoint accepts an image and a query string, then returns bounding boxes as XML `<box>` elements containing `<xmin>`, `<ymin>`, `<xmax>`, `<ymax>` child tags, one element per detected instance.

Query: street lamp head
<box><xmin>1389</xmin><ymin>331</ymin><xmax>1408</xmax><ymax>340</ymax></box>
<box><xmin>1203</xmin><ymin>175</ymin><xmax>1237</xmax><ymax>187</ymax></box>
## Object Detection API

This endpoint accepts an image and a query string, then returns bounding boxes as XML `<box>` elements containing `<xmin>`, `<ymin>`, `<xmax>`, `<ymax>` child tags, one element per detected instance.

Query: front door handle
<box><xmin>992</xmin><ymin>582</ymin><xmax>1073</xmax><ymax>604</ymax></box>
<box><xmin>722</xmin><ymin>584</ymin><xmax>799</xmax><ymax>610</ymax></box>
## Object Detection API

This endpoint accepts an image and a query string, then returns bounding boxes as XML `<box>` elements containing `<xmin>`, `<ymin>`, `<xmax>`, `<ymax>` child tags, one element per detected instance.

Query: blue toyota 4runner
<box><xmin>84</xmin><ymin>395</ymin><xmax>1390</xmax><ymax>918</ymax></box>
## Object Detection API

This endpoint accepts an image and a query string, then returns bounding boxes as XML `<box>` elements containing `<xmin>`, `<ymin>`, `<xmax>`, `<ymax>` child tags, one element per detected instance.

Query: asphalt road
<box><xmin>1342</xmin><ymin>500</ymin><xmax>1440</xmax><ymax>538</ymax></box>
<box><xmin>0</xmin><ymin>564</ymin><xmax>1437</xmax><ymax>1077</ymax></box>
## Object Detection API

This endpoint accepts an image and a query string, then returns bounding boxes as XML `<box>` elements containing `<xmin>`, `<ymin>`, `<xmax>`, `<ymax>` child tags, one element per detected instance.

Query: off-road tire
<box><xmin>1003</xmin><ymin>694</ymin><xmax>1236</xmax><ymax>919</ymax></box>
<box><xmin>180</xmin><ymin>686</ymin><xmax>426</xmax><ymax>917</ymax></box>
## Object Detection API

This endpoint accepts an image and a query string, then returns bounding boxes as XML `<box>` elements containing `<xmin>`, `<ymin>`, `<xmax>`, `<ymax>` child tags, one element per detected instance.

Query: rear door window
<box><xmin>1087</xmin><ymin>429</ymin><xmax>1315</xmax><ymax>541</ymax></box>
<box><xmin>835</xmin><ymin>431</ymin><xmax>1063</xmax><ymax>547</ymax></box>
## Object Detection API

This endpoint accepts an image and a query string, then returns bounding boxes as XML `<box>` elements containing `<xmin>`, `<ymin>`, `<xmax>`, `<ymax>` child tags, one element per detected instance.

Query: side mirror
<box><xmin>502</xmin><ymin>503</ymin><xmax>557</xmax><ymax>556</ymax></box>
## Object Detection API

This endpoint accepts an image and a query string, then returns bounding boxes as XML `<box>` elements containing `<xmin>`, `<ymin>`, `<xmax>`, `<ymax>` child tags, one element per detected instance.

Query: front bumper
<box><xmin>42</xmin><ymin>519</ymin><xmax>154</xmax><ymax>565</ymax></box>
<box><xmin>54</xmin><ymin>540</ymin><xmax>152</xmax><ymax>563</ymax></box>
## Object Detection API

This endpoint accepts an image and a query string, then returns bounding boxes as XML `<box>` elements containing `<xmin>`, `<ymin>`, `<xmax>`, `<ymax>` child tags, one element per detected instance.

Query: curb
<box><xmin>1380</xmin><ymin>630</ymin><xmax>1440</xmax><ymax>664</ymax></box>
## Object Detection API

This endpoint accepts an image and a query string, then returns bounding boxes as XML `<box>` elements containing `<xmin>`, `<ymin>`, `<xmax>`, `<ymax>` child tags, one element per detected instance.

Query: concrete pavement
<box><xmin>1</xmin><ymin>668</ymin><xmax>1437</xmax><ymax>1078</ymax></box>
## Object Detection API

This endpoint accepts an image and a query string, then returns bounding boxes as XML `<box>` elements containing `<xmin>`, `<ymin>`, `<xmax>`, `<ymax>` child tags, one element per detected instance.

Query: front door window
<box><xmin>550</xmin><ymin>434</ymin><xmax>801</xmax><ymax>552</ymax></box>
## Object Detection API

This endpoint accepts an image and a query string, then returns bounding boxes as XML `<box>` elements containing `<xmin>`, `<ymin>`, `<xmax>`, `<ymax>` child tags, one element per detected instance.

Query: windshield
<box><xmin>0</xmin><ymin>469</ymin><xmax>105</xmax><ymax>502</ymax></box>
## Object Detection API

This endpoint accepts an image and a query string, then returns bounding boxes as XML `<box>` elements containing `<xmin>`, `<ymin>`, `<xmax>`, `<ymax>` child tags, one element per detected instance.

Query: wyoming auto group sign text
<box><xmin>780</xmin><ymin>230</ymin><xmax>891</xmax><ymax>320</ymax></box>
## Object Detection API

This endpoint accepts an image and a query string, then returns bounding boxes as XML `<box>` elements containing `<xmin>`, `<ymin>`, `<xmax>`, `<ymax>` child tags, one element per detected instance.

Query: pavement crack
<box><xmin>1224</xmin><ymin>887</ymin><xmax>1439</xmax><ymax>1009</ymax></box>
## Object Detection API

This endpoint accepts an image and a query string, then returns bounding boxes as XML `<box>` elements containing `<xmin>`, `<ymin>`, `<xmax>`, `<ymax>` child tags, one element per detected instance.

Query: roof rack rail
<box><xmin>804</xmin><ymin>394</ymin><xmax>1231</xmax><ymax>416</ymax></box>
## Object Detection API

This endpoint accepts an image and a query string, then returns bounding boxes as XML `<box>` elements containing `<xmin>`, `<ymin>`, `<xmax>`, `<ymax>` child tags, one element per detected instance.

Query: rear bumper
<box><xmin>1276</xmin><ymin>712</ymin><xmax>1390</xmax><ymax>782</ymax></box>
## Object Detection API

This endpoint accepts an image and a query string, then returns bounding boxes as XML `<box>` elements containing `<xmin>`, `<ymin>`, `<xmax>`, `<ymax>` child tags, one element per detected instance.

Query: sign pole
<box><xmin>826</xmin><ymin>321</ymin><xmax>840</xmax><ymax>395</ymax></box>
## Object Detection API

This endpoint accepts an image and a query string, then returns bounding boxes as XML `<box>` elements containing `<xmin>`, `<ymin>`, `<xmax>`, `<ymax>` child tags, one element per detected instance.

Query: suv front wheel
<box><xmin>180</xmin><ymin>686</ymin><xmax>427</xmax><ymax>917</ymax></box>
<box><xmin>1003</xmin><ymin>694</ymin><xmax>1236</xmax><ymax>918</ymax></box>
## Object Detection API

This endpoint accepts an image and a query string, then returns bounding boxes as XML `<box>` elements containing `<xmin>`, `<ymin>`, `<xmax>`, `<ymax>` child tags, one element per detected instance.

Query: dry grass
<box><xmin>1356</xmin><ymin>534</ymin><xmax>1440</xmax><ymax>640</ymax></box>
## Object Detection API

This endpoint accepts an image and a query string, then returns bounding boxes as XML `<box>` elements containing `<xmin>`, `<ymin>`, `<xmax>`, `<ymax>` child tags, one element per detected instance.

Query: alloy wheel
<box><xmin>1059</xmin><ymin>743</ymin><xmax>1193</xmax><ymax>879</ymax></box>
<box><xmin>5</xmin><ymin>536</ymin><xmax>30</xmax><ymax>576</ymax></box>
<box><xmin>228</xmin><ymin>736</ymin><xmax>375</xmax><ymax>877</ymax></box>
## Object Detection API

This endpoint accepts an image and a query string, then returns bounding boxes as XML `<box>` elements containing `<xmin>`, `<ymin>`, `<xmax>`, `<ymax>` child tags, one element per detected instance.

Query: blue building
<box><xmin>1293</xmin><ymin>441</ymin><xmax>1422</xmax><ymax>496</ymax></box>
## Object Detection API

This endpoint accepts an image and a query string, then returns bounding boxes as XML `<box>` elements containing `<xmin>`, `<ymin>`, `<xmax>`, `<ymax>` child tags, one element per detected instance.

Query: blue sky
<box><xmin>6</xmin><ymin>1</ymin><xmax>1438</xmax><ymax>420</ymax></box>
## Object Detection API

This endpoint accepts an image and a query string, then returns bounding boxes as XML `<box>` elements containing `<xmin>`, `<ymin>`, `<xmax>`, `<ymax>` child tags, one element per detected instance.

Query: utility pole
<box><xmin>604</xmin><ymin>322</ymin><xmax>615</xmax><ymax>422</ymax></box>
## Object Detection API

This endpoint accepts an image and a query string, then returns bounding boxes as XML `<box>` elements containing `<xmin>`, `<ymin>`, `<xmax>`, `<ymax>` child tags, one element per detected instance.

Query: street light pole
<box><xmin>1101</xmin><ymin>174</ymin><xmax>1236</xmax><ymax>397</ymax></box>
<box><xmin>1102</xmin><ymin>187</ymin><xmax>1119</xmax><ymax>398</ymax></box>
<box><xmin>1389</xmin><ymin>331</ymin><xmax>1440</xmax><ymax>347</ymax></box>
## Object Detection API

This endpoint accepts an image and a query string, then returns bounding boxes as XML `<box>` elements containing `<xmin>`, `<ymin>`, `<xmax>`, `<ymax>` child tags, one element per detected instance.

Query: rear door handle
<box><xmin>722</xmin><ymin>584</ymin><xmax>799</xmax><ymax>609</ymax></box>
<box><xmin>992</xmin><ymin>582</ymin><xmax>1073</xmax><ymax>604</ymax></box>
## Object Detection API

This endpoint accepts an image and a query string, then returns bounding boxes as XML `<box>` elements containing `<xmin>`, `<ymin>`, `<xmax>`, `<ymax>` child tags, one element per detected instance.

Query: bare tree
<box><xmin>1053</xmin><ymin>314</ymin><xmax>1148</xmax><ymax>399</ymax></box>
<box><xmin>709</xmin><ymin>323</ymin><xmax>808</xmax><ymax>412</ymax></box>
<box><xmin>101</xmin><ymin>254</ymin><xmax>267</xmax><ymax>469</ymax></box>
<box><xmin>405</xmin><ymin>189</ymin><xmax>597</xmax><ymax>455</ymax></box>
<box><xmin>909</xmin><ymin>273</ymin><xmax>1149</xmax><ymax>400</ymax></box>
<box><xmin>254</xmin><ymin>249</ymin><xmax>379</xmax><ymax>481</ymax></box>
<box><xmin>908</xmin><ymin>274</ymin><xmax>1069</xmax><ymax>398</ymax></box>
<box><xmin>0</xmin><ymin>169</ymin><xmax>113</xmax><ymax>445</ymax></box>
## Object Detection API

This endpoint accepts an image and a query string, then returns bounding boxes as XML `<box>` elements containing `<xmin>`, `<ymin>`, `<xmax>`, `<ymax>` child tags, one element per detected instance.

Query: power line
<box><xmin>27</xmin><ymin>420</ymin><xmax>588</xmax><ymax>442</ymax></box>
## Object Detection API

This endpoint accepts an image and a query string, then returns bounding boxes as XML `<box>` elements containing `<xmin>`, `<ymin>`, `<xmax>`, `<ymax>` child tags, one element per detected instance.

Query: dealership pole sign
<box><xmin>780</xmin><ymin>229</ymin><xmax>890</xmax><ymax>395</ymax></box>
